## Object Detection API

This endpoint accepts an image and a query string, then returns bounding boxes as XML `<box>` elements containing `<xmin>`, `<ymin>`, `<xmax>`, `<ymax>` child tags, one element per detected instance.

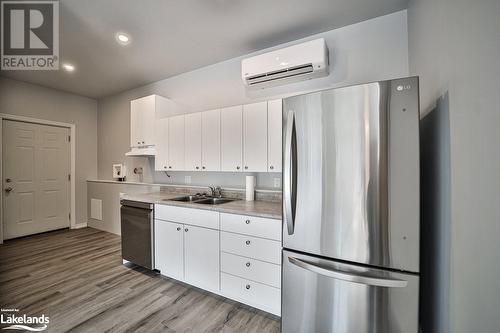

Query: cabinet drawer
<box><xmin>221</xmin><ymin>273</ymin><xmax>281</xmax><ymax>316</ymax></box>
<box><xmin>221</xmin><ymin>252</ymin><xmax>281</xmax><ymax>288</ymax></box>
<box><xmin>155</xmin><ymin>204</ymin><xmax>219</xmax><ymax>229</ymax></box>
<box><xmin>221</xmin><ymin>232</ymin><xmax>281</xmax><ymax>264</ymax></box>
<box><xmin>220</xmin><ymin>213</ymin><xmax>281</xmax><ymax>241</ymax></box>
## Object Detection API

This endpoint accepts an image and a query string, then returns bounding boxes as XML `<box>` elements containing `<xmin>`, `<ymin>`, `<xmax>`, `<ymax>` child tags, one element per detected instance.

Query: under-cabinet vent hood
<box><xmin>125</xmin><ymin>147</ymin><xmax>157</xmax><ymax>156</ymax></box>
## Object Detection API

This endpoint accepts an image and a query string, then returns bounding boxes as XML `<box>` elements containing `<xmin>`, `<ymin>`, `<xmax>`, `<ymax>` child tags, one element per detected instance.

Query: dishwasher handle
<box><xmin>120</xmin><ymin>200</ymin><xmax>153</xmax><ymax>210</ymax></box>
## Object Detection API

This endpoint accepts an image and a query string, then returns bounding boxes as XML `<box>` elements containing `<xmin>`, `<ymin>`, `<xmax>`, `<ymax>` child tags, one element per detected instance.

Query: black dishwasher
<box><xmin>120</xmin><ymin>200</ymin><xmax>154</xmax><ymax>269</ymax></box>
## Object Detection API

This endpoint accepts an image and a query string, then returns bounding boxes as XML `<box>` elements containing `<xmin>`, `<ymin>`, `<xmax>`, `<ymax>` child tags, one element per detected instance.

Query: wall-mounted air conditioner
<box><xmin>241</xmin><ymin>38</ymin><xmax>329</xmax><ymax>89</ymax></box>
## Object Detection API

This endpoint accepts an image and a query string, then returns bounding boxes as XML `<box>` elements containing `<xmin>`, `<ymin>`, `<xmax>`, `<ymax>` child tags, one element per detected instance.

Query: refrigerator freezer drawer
<box><xmin>282</xmin><ymin>250</ymin><xmax>419</xmax><ymax>333</ymax></box>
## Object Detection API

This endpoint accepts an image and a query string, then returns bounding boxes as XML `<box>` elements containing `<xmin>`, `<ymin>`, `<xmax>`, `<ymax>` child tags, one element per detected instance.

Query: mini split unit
<box><xmin>241</xmin><ymin>38</ymin><xmax>329</xmax><ymax>89</ymax></box>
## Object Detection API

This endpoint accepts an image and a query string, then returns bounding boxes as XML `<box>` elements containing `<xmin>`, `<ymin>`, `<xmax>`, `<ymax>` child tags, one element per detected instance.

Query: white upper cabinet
<box><xmin>184</xmin><ymin>113</ymin><xmax>202</xmax><ymax>171</ymax></box>
<box><xmin>243</xmin><ymin>102</ymin><xmax>268</xmax><ymax>172</ymax></box>
<box><xmin>202</xmin><ymin>109</ymin><xmax>221</xmax><ymax>171</ymax></box>
<box><xmin>168</xmin><ymin>115</ymin><xmax>185</xmax><ymax>170</ymax></box>
<box><xmin>221</xmin><ymin>105</ymin><xmax>243</xmax><ymax>172</ymax></box>
<box><xmin>130</xmin><ymin>95</ymin><xmax>155</xmax><ymax>147</ymax></box>
<box><xmin>154</xmin><ymin>118</ymin><xmax>169</xmax><ymax>171</ymax></box>
<box><xmin>130</xmin><ymin>95</ymin><xmax>175</xmax><ymax>149</ymax></box>
<box><xmin>267</xmin><ymin>99</ymin><xmax>282</xmax><ymax>172</ymax></box>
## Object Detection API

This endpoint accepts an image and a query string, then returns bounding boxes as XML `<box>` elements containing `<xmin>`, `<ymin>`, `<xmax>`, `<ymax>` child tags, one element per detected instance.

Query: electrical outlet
<box><xmin>273</xmin><ymin>178</ymin><xmax>281</xmax><ymax>188</ymax></box>
<box><xmin>185</xmin><ymin>176</ymin><xmax>191</xmax><ymax>184</ymax></box>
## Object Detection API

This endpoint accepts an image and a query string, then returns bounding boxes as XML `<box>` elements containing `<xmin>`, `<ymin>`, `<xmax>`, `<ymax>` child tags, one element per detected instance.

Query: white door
<box><xmin>267</xmin><ymin>99</ymin><xmax>282</xmax><ymax>172</ymax></box>
<box><xmin>155</xmin><ymin>219</ymin><xmax>184</xmax><ymax>280</ymax></box>
<box><xmin>130</xmin><ymin>95</ymin><xmax>155</xmax><ymax>147</ymax></box>
<box><xmin>130</xmin><ymin>101</ymin><xmax>142</xmax><ymax>147</ymax></box>
<box><xmin>243</xmin><ymin>102</ymin><xmax>268</xmax><ymax>172</ymax></box>
<box><xmin>221</xmin><ymin>105</ymin><xmax>243</xmax><ymax>172</ymax></box>
<box><xmin>168</xmin><ymin>115</ymin><xmax>185</xmax><ymax>170</ymax></box>
<box><xmin>184</xmin><ymin>225</ymin><xmax>220</xmax><ymax>292</ymax></box>
<box><xmin>2</xmin><ymin>120</ymin><xmax>70</xmax><ymax>239</ymax></box>
<box><xmin>154</xmin><ymin>118</ymin><xmax>169</xmax><ymax>171</ymax></box>
<box><xmin>201</xmin><ymin>109</ymin><xmax>220</xmax><ymax>171</ymax></box>
<box><xmin>184</xmin><ymin>112</ymin><xmax>202</xmax><ymax>171</ymax></box>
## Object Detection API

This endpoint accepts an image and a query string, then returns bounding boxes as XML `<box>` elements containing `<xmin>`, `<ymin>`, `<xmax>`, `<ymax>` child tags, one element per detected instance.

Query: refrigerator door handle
<box><xmin>284</xmin><ymin>109</ymin><xmax>297</xmax><ymax>235</ymax></box>
<box><xmin>288</xmin><ymin>257</ymin><xmax>408</xmax><ymax>288</ymax></box>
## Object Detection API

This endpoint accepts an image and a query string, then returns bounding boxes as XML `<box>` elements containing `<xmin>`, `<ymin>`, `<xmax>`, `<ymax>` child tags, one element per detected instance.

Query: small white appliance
<box><xmin>113</xmin><ymin>164</ymin><xmax>127</xmax><ymax>181</ymax></box>
<box><xmin>241</xmin><ymin>38</ymin><xmax>329</xmax><ymax>89</ymax></box>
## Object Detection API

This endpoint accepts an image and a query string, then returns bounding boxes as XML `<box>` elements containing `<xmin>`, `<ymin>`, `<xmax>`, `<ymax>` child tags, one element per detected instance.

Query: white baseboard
<box><xmin>72</xmin><ymin>223</ymin><xmax>88</xmax><ymax>229</ymax></box>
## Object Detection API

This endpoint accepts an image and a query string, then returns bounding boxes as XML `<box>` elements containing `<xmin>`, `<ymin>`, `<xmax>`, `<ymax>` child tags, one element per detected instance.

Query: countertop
<box><xmin>121</xmin><ymin>191</ymin><xmax>282</xmax><ymax>220</ymax></box>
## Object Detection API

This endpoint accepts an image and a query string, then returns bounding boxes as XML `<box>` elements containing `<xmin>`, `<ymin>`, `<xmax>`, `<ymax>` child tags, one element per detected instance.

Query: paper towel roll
<box><xmin>246</xmin><ymin>176</ymin><xmax>255</xmax><ymax>201</ymax></box>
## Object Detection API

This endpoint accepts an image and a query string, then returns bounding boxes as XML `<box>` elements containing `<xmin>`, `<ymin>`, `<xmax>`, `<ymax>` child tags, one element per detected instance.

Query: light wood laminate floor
<box><xmin>0</xmin><ymin>228</ymin><xmax>280</xmax><ymax>333</ymax></box>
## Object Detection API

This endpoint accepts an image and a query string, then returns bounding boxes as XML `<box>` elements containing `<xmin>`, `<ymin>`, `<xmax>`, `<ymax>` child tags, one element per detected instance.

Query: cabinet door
<box><xmin>267</xmin><ymin>99</ymin><xmax>282</xmax><ymax>172</ymax></box>
<box><xmin>201</xmin><ymin>109</ymin><xmax>221</xmax><ymax>171</ymax></box>
<box><xmin>155</xmin><ymin>219</ymin><xmax>184</xmax><ymax>281</ymax></box>
<box><xmin>184</xmin><ymin>225</ymin><xmax>220</xmax><ymax>292</ymax></box>
<box><xmin>221</xmin><ymin>105</ymin><xmax>243</xmax><ymax>172</ymax></box>
<box><xmin>154</xmin><ymin>118</ymin><xmax>169</xmax><ymax>171</ymax></box>
<box><xmin>130</xmin><ymin>101</ymin><xmax>142</xmax><ymax>147</ymax></box>
<box><xmin>130</xmin><ymin>95</ymin><xmax>155</xmax><ymax>146</ymax></box>
<box><xmin>168</xmin><ymin>115</ymin><xmax>185</xmax><ymax>170</ymax></box>
<box><xmin>184</xmin><ymin>112</ymin><xmax>202</xmax><ymax>171</ymax></box>
<box><xmin>243</xmin><ymin>102</ymin><xmax>268</xmax><ymax>172</ymax></box>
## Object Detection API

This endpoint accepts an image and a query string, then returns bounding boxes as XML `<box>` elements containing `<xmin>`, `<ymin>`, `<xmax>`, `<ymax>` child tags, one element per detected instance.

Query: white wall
<box><xmin>97</xmin><ymin>10</ymin><xmax>409</xmax><ymax>187</ymax></box>
<box><xmin>0</xmin><ymin>77</ymin><xmax>98</xmax><ymax>231</ymax></box>
<box><xmin>408</xmin><ymin>0</ymin><xmax>500</xmax><ymax>332</ymax></box>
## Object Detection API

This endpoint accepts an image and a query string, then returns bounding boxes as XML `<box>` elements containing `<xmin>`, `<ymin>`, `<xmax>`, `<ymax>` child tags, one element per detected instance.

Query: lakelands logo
<box><xmin>1</xmin><ymin>0</ymin><xmax>59</xmax><ymax>70</ymax></box>
<box><xmin>1</xmin><ymin>309</ymin><xmax>49</xmax><ymax>332</ymax></box>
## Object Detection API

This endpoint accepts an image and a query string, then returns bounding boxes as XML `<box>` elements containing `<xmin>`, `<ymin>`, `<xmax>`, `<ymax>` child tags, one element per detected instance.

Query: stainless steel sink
<box><xmin>193</xmin><ymin>197</ymin><xmax>236</xmax><ymax>205</ymax></box>
<box><xmin>166</xmin><ymin>195</ymin><xmax>206</xmax><ymax>202</ymax></box>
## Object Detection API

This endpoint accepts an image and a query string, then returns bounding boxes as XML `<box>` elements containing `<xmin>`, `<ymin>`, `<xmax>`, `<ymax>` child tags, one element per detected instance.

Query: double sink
<box><xmin>165</xmin><ymin>194</ymin><xmax>237</xmax><ymax>205</ymax></box>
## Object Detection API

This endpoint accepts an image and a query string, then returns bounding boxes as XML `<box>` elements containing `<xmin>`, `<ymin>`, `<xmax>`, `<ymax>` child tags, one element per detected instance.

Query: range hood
<box><xmin>125</xmin><ymin>146</ymin><xmax>157</xmax><ymax>156</ymax></box>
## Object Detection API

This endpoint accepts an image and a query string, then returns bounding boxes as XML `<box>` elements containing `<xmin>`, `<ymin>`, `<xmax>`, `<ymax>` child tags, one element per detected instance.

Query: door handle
<box><xmin>4</xmin><ymin>187</ymin><xmax>13</xmax><ymax>193</ymax></box>
<box><xmin>288</xmin><ymin>257</ymin><xmax>408</xmax><ymax>288</ymax></box>
<box><xmin>284</xmin><ymin>110</ymin><xmax>297</xmax><ymax>235</ymax></box>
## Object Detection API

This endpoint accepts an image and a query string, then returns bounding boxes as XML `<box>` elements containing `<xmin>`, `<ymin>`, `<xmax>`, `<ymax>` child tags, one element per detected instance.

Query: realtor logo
<box><xmin>1</xmin><ymin>0</ymin><xmax>59</xmax><ymax>70</ymax></box>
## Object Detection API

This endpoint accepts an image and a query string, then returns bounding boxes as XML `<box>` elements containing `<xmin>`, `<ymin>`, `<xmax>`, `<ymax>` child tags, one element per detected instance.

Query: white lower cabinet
<box><xmin>154</xmin><ymin>205</ymin><xmax>281</xmax><ymax>316</ymax></box>
<box><xmin>221</xmin><ymin>273</ymin><xmax>281</xmax><ymax>316</ymax></box>
<box><xmin>184</xmin><ymin>225</ymin><xmax>219</xmax><ymax>292</ymax></box>
<box><xmin>154</xmin><ymin>219</ymin><xmax>183</xmax><ymax>281</ymax></box>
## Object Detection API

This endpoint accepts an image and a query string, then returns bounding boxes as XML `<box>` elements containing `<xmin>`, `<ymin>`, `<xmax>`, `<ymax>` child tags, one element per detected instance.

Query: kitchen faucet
<box><xmin>208</xmin><ymin>186</ymin><xmax>222</xmax><ymax>198</ymax></box>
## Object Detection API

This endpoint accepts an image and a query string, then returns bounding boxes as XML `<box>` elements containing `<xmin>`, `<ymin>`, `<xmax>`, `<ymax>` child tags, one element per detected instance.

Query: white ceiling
<box><xmin>0</xmin><ymin>0</ymin><xmax>408</xmax><ymax>98</ymax></box>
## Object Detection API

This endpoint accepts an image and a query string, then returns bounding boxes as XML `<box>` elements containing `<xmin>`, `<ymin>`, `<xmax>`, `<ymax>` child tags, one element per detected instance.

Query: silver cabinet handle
<box><xmin>244</xmin><ymin>166</ymin><xmax>248</xmax><ymax>170</ymax></box>
<box><xmin>176</xmin><ymin>227</ymin><xmax>181</xmax><ymax>231</ymax></box>
<box><xmin>5</xmin><ymin>187</ymin><xmax>13</xmax><ymax>193</ymax></box>
<box><xmin>245</xmin><ymin>219</ymin><xmax>250</xmax><ymax>224</ymax></box>
<box><xmin>245</xmin><ymin>284</ymin><xmax>251</xmax><ymax>290</ymax></box>
<box><xmin>246</xmin><ymin>262</ymin><xmax>251</xmax><ymax>267</ymax></box>
<box><xmin>236</xmin><ymin>166</ymin><xmax>240</xmax><ymax>170</ymax></box>
<box><xmin>196</xmin><ymin>166</ymin><xmax>199</xmax><ymax>170</ymax></box>
<box><xmin>288</xmin><ymin>257</ymin><xmax>408</xmax><ymax>288</ymax></box>
<box><xmin>245</xmin><ymin>240</ymin><xmax>251</xmax><ymax>245</ymax></box>
<box><xmin>184</xmin><ymin>228</ymin><xmax>189</xmax><ymax>232</ymax></box>
<box><xmin>284</xmin><ymin>110</ymin><xmax>297</xmax><ymax>235</ymax></box>
<box><xmin>270</xmin><ymin>165</ymin><xmax>274</xmax><ymax>170</ymax></box>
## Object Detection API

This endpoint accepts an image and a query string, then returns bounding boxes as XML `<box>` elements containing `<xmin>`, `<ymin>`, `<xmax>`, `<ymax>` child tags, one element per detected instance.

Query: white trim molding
<box><xmin>0</xmin><ymin>113</ymin><xmax>78</xmax><ymax>243</ymax></box>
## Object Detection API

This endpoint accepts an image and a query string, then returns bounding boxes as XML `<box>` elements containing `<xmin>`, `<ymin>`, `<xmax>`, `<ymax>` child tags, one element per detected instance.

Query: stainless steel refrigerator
<box><xmin>282</xmin><ymin>77</ymin><xmax>420</xmax><ymax>333</ymax></box>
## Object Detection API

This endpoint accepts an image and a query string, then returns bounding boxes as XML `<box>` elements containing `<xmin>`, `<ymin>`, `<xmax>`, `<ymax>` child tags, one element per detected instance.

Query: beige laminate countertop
<box><xmin>121</xmin><ymin>191</ymin><xmax>282</xmax><ymax>220</ymax></box>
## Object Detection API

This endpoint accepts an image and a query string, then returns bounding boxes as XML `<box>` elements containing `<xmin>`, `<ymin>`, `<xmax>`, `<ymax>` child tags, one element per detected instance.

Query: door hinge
<box><xmin>68</xmin><ymin>174</ymin><xmax>71</xmax><ymax>181</ymax></box>
<box><xmin>68</xmin><ymin>135</ymin><xmax>71</xmax><ymax>142</ymax></box>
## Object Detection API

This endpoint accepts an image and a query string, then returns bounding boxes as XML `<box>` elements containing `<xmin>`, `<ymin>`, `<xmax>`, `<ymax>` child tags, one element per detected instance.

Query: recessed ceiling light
<box><xmin>62</xmin><ymin>63</ymin><xmax>75</xmax><ymax>72</ymax></box>
<box><xmin>115</xmin><ymin>32</ymin><xmax>131</xmax><ymax>45</ymax></box>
